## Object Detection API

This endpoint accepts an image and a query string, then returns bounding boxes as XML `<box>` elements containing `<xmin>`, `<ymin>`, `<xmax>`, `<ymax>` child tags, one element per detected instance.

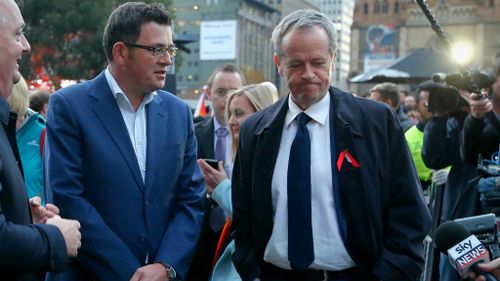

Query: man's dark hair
<box><xmin>29</xmin><ymin>90</ymin><xmax>50</xmax><ymax>112</ymax></box>
<box><xmin>206</xmin><ymin>64</ymin><xmax>246</xmax><ymax>88</ymax></box>
<box><xmin>416</xmin><ymin>80</ymin><xmax>441</xmax><ymax>103</ymax></box>
<box><xmin>102</xmin><ymin>2</ymin><xmax>171</xmax><ymax>62</ymax></box>
<box><xmin>370</xmin><ymin>82</ymin><xmax>399</xmax><ymax>105</ymax></box>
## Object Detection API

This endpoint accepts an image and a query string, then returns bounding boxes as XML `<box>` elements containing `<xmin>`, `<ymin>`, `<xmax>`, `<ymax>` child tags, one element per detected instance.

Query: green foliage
<box><xmin>20</xmin><ymin>0</ymin><xmax>173</xmax><ymax>82</ymax></box>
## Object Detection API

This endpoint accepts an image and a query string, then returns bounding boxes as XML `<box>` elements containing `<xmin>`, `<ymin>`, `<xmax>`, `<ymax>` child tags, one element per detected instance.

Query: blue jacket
<box><xmin>44</xmin><ymin>71</ymin><xmax>205</xmax><ymax>281</ymax></box>
<box><xmin>17</xmin><ymin>109</ymin><xmax>45</xmax><ymax>202</ymax></box>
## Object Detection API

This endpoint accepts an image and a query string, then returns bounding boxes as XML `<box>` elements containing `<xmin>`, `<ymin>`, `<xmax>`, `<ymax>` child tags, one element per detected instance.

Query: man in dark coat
<box><xmin>231</xmin><ymin>9</ymin><xmax>431</xmax><ymax>281</ymax></box>
<box><xmin>0</xmin><ymin>0</ymin><xmax>81</xmax><ymax>280</ymax></box>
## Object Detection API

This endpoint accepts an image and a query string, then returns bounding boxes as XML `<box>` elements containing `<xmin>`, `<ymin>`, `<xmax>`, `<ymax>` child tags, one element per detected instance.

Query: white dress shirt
<box><xmin>263</xmin><ymin>92</ymin><xmax>355</xmax><ymax>270</ymax></box>
<box><xmin>104</xmin><ymin>68</ymin><xmax>155</xmax><ymax>182</ymax></box>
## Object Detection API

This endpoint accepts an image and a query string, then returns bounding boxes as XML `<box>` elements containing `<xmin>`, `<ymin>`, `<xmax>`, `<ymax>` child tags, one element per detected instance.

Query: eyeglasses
<box><xmin>123</xmin><ymin>42</ymin><xmax>178</xmax><ymax>57</ymax></box>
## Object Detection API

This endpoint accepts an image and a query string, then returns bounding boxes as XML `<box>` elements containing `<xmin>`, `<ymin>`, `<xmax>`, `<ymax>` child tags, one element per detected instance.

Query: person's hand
<box><xmin>432</xmin><ymin>169</ymin><xmax>449</xmax><ymax>185</ymax></box>
<box><xmin>470</xmin><ymin>258</ymin><xmax>500</xmax><ymax>280</ymax></box>
<box><xmin>406</xmin><ymin>110</ymin><xmax>421</xmax><ymax>123</ymax></box>
<box><xmin>46</xmin><ymin>216</ymin><xmax>81</xmax><ymax>257</ymax></box>
<box><xmin>198</xmin><ymin>159</ymin><xmax>228</xmax><ymax>194</ymax></box>
<box><xmin>29</xmin><ymin>196</ymin><xmax>60</xmax><ymax>224</ymax></box>
<box><xmin>460</xmin><ymin>90</ymin><xmax>493</xmax><ymax>119</ymax></box>
<box><xmin>129</xmin><ymin>263</ymin><xmax>169</xmax><ymax>281</ymax></box>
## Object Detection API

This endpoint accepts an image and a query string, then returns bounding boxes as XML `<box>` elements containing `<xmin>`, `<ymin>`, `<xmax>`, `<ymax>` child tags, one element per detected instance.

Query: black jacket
<box><xmin>0</xmin><ymin>99</ymin><xmax>67</xmax><ymax>280</ymax></box>
<box><xmin>232</xmin><ymin>88</ymin><xmax>431</xmax><ymax>281</ymax></box>
<box><xmin>422</xmin><ymin>115</ymin><xmax>480</xmax><ymax>221</ymax></box>
<box><xmin>461</xmin><ymin>113</ymin><xmax>500</xmax><ymax>164</ymax></box>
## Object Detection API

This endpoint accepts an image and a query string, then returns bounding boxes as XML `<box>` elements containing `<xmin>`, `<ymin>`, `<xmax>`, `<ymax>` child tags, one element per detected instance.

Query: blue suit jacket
<box><xmin>44</xmin><ymin>71</ymin><xmax>205</xmax><ymax>281</ymax></box>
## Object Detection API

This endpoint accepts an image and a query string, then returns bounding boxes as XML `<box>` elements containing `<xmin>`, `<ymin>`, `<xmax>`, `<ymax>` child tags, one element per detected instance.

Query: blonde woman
<box><xmin>197</xmin><ymin>82</ymin><xmax>278</xmax><ymax>281</ymax></box>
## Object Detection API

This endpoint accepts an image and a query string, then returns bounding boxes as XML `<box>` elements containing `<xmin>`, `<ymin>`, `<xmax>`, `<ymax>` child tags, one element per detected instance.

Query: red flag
<box><xmin>194</xmin><ymin>93</ymin><xmax>207</xmax><ymax>118</ymax></box>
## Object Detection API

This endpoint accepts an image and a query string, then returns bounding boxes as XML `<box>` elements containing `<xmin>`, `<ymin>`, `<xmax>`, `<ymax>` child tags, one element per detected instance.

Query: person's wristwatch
<box><xmin>158</xmin><ymin>262</ymin><xmax>176</xmax><ymax>280</ymax></box>
<box><xmin>166</xmin><ymin>265</ymin><xmax>176</xmax><ymax>280</ymax></box>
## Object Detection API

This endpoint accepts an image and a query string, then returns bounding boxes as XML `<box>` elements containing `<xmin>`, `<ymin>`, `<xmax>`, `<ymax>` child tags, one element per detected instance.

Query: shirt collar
<box><xmin>104</xmin><ymin>67</ymin><xmax>156</xmax><ymax>107</ymax></box>
<box><xmin>213</xmin><ymin>116</ymin><xmax>225</xmax><ymax>132</ymax></box>
<box><xmin>285</xmin><ymin>91</ymin><xmax>330</xmax><ymax>127</ymax></box>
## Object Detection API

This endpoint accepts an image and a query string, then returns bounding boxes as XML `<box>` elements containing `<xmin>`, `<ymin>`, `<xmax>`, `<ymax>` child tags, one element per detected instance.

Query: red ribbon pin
<box><xmin>337</xmin><ymin>150</ymin><xmax>360</xmax><ymax>171</ymax></box>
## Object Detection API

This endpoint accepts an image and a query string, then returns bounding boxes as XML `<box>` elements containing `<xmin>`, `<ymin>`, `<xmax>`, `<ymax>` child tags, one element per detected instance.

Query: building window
<box><xmin>374</xmin><ymin>1</ymin><xmax>380</xmax><ymax>14</ymax></box>
<box><xmin>364</xmin><ymin>3</ymin><xmax>369</xmax><ymax>14</ymax></box>
<box><xmin>394</xmin><ymin>1</ymin><xmax>399</xmax><ymax>13</ymax></box>
<box><xmin>382</xmin><ymin>0</ymin><xmax>389</xmax><ymax>13</ymax></box>
<box><xmin>490</xmin><ymin>0</ymin><xmax>495</xmax><ymax>7</ymax></box>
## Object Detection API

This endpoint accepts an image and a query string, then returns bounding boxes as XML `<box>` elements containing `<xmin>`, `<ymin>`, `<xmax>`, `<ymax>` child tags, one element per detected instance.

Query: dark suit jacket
<box><xmin>231</xmin><ymin>87</ymin><xmax>432</xmax><ymax>281</ymax></box>
<box><xmin>195</xmin><ymin>117</ymin><xmax>215</xmax><ymax>160</ymax></box>
<box><xmin>185</xmin><ymin>117</ymin><xmax>223</xmax><ymax>281</ymax></box>
<box><xmin>44</xmin><ymin>72</ymin><xmax>205</xmax><ymax>281</ymax></box>
<box><xmin>0</xmin><ymin>99</ymin><xmax>67</xmax><ymax>281</ymax></box>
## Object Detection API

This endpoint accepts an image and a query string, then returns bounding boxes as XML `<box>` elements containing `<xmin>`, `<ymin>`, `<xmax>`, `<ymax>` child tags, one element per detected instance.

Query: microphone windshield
<box><xmin>434</xmin><ymin>221</ymin><xmax>471</xmax><ymax>254</ymax></box>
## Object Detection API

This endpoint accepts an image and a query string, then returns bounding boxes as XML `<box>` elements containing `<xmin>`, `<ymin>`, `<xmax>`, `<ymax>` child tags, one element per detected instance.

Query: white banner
<box><xmin>200</xmin><ymin>20</ymin><xmax>237</xmax><ymax>60</ymax></box>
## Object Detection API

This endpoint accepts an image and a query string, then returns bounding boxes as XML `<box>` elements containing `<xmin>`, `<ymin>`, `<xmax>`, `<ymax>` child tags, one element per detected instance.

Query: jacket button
<box><xmin>144</xmin><ymin>200</ymin><xmax>150</xmax><ymax>206</ymax></box>
<box><xmin>139</xmin><ymin>235</ymin><xmax>146</xmax><ymax>243</ymax></box>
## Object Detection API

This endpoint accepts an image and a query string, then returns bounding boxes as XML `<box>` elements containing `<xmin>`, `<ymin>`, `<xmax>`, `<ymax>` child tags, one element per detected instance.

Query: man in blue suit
<box><xmin>45</xmin><ymin>2</ymin><xmax>205</xmax><ymax>281</ymax></box>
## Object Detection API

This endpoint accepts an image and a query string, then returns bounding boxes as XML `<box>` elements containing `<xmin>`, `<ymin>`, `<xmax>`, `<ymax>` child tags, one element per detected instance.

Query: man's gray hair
<box><xmin>271</xmin><ymin>9</ymin><xmax>337</xmax><ymax>58</ymax></box>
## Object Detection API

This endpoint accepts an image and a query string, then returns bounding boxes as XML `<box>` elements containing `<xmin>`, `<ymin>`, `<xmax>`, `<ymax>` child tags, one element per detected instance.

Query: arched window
<box><xmin>382</xmin><ymin>0</ymin><xmax>389</xmax><ymax>13</ymax></box>
<box><xmin>364</xmin><ymin>2</ymin><xmax>369</xmax><ymax>14</ymax></box>
<box><xmin>374</xmin><ymin>1</ymin><xmax>381</xmax><ymax>14</ymax></box>
<box><xmin>394</xmin><ymin>1</ymin><xmax>399</xmax><ymax>13</ymax></box>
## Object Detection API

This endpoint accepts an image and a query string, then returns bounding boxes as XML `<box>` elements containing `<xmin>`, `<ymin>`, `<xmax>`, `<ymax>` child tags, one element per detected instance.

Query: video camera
<box><xmin>427</xmin><ymin>70</ymin><xmax>496</xmax><ymax>113</ymax></box>
<box><xmin>454</xmin><ymin>213</ymin><xmax>500</xmax><ymax>260</ymax></box>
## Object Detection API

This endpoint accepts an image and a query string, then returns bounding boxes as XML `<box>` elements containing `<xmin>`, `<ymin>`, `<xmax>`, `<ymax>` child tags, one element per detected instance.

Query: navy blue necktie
<box><xmin>287</xmin><ymin>112</ymin><xmax>314</xmax><ymax>272</ymax></box>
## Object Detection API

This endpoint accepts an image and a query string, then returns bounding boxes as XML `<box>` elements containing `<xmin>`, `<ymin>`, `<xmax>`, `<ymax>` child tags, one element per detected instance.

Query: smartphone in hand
<box><xmin>204</xmin><ymin>159</ymin><xmax>220</xmax><ymax>169</ymax></box>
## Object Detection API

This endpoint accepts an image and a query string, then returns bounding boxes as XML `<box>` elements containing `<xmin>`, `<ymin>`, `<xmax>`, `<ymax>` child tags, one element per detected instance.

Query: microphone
<box><xmin>434</xmin><ymin>221</ymin><xmax>498</xmax><ymax>281</ymax></box>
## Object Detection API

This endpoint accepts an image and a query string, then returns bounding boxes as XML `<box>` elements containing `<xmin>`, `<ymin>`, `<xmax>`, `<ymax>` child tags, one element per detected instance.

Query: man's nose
<box><xmin>301</xmin><ymin>64</ymin><xmax>314</xmax><ymax>80</ymax></box>
<box><xmin>22</xmin><ymin>34</ymin><xmax>31</xmax><ymax>54</ymax></box>
<box><xmin>159</xmin><ymin>52</ymin><xmax>172</xmax><ymax>66</ymax></box>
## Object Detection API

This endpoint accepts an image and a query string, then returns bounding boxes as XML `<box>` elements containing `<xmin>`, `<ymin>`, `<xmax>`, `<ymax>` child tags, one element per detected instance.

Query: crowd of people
<box><xmin>1</xmin><ymin>1</ymin><xmax>499</xmax><ymax>281</ymax></box>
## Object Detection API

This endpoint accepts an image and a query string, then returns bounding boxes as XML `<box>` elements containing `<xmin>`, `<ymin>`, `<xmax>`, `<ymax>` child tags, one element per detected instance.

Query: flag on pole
<box><xmin>194</xmin><ymin>92</ymin><xmax>207</xmax><ymax>118</ymax></box>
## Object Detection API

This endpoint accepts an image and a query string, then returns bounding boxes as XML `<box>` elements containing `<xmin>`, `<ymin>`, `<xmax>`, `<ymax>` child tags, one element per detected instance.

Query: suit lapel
<box><xmin>90</xmin><ymin>73</ymin><xmax>144</xmax><ymax>192</ymax></box>
<box><xmin>330</xmin><ymin>88</ymin><xmax>371</xmax><ymax>262</ymax></box>
<box><xmin>144</xmin><ymin>96</ymin><xmax>167</xmax><ymax>197</ymax></box>
<box><xmin>199</xmin><ymin>118</ymin><xmax>215</xmax><ymax>159</ymax></box>
<box><xmin>253</xmin><ymin>97</ymin><xmax>288</xmax><ymax>229</ymax></box>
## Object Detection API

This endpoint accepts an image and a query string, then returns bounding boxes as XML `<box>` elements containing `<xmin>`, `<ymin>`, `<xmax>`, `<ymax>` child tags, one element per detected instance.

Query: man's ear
<box><xmin>330</xmin><ymin>51</ymin><xmax>337</xmax><ymax>71</ymax></box>
<box><xmin>111</xmin><ymin>42</ymin><xmax>128</xmax><ymax>65</ymax></box>
<box><xmin>205</xmin><ymin>87</ymin><xmax>213</xmax><ymax>101</ymax></box>
<box><xmin>385</xmin><ymin>99</ymin><xmax>397</xmax><ymax>109</ymax></box>
<box><xmin>274</xmin><ymin>54</ymin><xmax>283</xmax><ymax>76</ymax></box>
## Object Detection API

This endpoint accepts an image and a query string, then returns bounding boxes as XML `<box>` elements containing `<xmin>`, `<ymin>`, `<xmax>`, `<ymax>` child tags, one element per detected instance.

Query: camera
<box><xmin>432</xmin><ymin>70</ymin><xmax>496</xmax><ymax>93</ymax></box>
<box><xmin>427</xmin><ymin>70</ymin><xmax>496</xmax><ymax>113</ymax></box>
<box><xmin>454</xmin><ymin>213</ymin><xmax>500</xmax><ymax>259</ymax></box>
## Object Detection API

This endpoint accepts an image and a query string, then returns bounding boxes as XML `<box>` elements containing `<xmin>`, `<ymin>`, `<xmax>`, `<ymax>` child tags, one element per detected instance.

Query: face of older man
<box><xmin>275</xmin><ymin>25</ymin><xmax>335</xmax><ymax>110</ymax></box>
<box><xmin>0</xmin><ymin>0</ymin><xmax>31</xmax><ymax>98</ymax></box>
